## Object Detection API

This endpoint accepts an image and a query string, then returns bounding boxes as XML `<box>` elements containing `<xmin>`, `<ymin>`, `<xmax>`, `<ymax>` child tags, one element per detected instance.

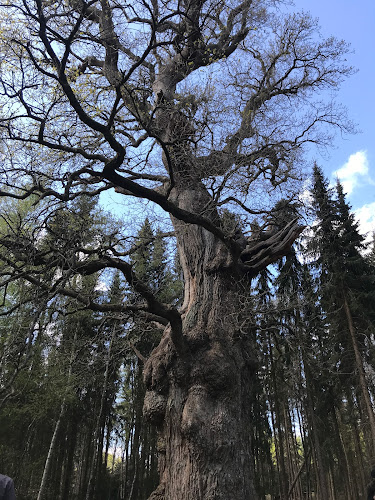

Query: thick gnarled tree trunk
<box><xmin>142</xmin><ymin>182</ymin><xmax>258</xmax><ymax>499</ymax></box>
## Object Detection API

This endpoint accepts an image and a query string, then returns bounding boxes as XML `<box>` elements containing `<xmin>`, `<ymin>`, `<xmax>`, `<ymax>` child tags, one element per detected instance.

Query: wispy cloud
<box><xmin>333</xmin><ymin>150</ymin><xmax>374</xmax><ymax>195</ymax></box>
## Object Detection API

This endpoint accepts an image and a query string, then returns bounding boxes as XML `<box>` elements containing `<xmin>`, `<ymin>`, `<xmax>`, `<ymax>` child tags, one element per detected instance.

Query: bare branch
<box><xmin>241</xmin><ymin>219</ymin><xmax>306</xmax><ymax>276</ymax></box>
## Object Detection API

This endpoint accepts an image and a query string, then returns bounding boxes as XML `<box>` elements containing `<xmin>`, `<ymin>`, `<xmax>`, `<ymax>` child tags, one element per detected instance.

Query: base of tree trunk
<box><xmin>143</xmin><ymin>319</ymin><xmax>259</xmax><ymax>500</ymax></box>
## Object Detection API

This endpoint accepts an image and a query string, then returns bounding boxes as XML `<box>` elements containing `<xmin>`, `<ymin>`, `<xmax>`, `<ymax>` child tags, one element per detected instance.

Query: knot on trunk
<box><xmin>190</xmin><ymin>342</ymin><xmax>236</xmax><ymax>395</ymax></box>
<box><xmin>143</xmin><ymin>335</ymin><xmax>174</xmax><ymax>394</ymax></box>
<box><xmin>143</xmin><ymin>390</ymin><xmax>167</xmax><ymax>425</ymax></box>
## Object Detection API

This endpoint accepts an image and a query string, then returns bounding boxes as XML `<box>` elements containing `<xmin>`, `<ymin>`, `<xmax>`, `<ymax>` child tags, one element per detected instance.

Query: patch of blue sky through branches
<box><xmin>100</xmin><ymin>0</ymin><xmax>375</xmax><ymax>245</ymax></box>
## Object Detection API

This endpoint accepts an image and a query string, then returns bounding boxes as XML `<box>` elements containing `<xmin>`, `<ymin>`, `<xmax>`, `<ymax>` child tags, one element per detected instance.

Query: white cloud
<box><xmin>355</xmin><ymin>202</ymin><xmax>375</xmax><ymax>243</ymax></box>
<box><xmin>333</xmin><ymin>150</ymin><xmax>374</xmax><ymax>195</ymax></box>
<box><xmin>299</xmin><ymin>188</ymin><xmax>313</xmax><ymax>206</ymax></box>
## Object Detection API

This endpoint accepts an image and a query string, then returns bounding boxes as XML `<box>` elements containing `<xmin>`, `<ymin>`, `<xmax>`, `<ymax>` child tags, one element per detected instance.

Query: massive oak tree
<box><xmin>0</xmin><ymin>0</ymin><xmax>352</xmax><ymax>497</ymax></box>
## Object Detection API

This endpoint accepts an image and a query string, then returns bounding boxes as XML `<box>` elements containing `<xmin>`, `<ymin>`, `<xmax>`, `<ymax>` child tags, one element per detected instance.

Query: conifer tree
<box><xmin>252</xmin><ymin>266</ymin><xmax>277</xmax><ymax>499</ymax></box>
<box><xmin>309</xmin><ymin>164</ymin><xmax>375</xmax><ymax>468</ymax></box>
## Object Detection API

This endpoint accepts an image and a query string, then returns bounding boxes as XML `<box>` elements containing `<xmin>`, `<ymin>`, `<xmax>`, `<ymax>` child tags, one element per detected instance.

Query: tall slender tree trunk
<box><xmin>332</xmin><ymin>407</ymin><xmax>353</xmax><ymax>500</ymax></box>
<box><xmin>343</xmin><ymin>294</ymin><xmax>375</xmax><ymax>448</ymax></box>
<box><xmin>349</xmin><ymin>402</ymin><xmax>367</xmax><ymax>496</ymax></box>
<box><xmin>86</xmin><ymin>326</ymin><xmax>116</xmax><ymax>500</ymax></box>
<box><xmin>37</xmin><ymin>333</ymin><xmax>77</xmax><ymax>500</ymax></box>
<box><xmin>37</xmin><ymin>406</ymin><xmax>64</xmax><ymax>500</ymax></box>
<box><xmin>303</xmin><ymin>352</ymin><xmax>330</xmax><ymax>500</ymax></box>
<box><xmin>268</xmin><ymin>336</ymin><xmax>288</xmax><ymax>500</ymax></box>
<box><xmin>60</xmin><ymin>417</ymin><xmax>79</xmax><ymax>500</ymax></box>
<box><xmin>329</xmin><ymin>469</ymin><xmax>337</xmax><ymax>500</ymax></box>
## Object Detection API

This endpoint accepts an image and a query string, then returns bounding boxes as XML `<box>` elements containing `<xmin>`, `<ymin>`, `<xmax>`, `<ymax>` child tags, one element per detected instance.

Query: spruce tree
<box><xmin>309</xmin><ymin>164</ymin><xmax>375</xmax><ymax>469</ymax></box>
<box><xmin>252</xmin><ymin>266</ymin><xmax>277</xmax><ymax>499</ymax></box>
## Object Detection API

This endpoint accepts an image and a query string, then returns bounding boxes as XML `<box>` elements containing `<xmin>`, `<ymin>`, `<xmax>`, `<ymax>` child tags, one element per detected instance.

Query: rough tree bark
<box><xmin>143</xmin><ymin>246</ymin><xmax>253</xmax><ymax>497</ymax></box>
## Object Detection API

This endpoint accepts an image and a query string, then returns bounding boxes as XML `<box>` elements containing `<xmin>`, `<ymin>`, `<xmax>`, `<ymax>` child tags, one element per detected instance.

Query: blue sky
<box><xmin>293</xmin><ymin>0</ymin><xmax>375</xmax><ymax>239</ymax></box>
